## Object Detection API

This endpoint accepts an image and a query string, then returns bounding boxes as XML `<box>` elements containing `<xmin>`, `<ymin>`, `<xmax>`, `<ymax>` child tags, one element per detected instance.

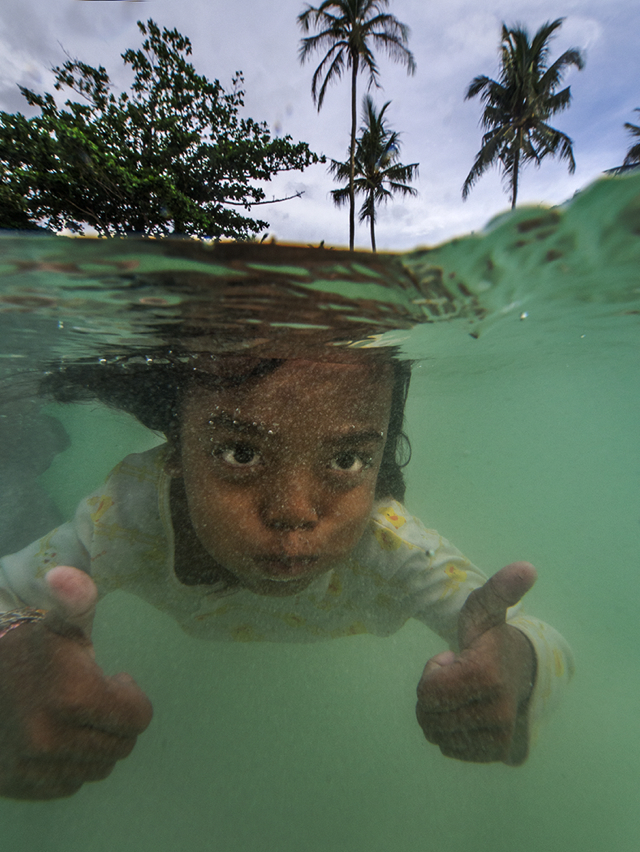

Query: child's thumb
<box><xmin>458</xmin><ymin>562</ymin><xmax>537</xmax><ymax>651</ymax></box>
<box><xmin>44</xmin><ymin>565</ymin><xmax>98</xmax><ymax>640</ymax></box>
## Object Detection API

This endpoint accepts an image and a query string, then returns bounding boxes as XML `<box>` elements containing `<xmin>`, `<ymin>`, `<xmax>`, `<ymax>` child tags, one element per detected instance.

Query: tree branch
<box><xmin>223</xmin><ymin>190</ymin><xmax>304</xmax><ymax>207</ymax></box>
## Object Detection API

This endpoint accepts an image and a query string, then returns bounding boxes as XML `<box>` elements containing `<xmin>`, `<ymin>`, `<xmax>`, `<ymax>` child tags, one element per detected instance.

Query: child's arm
<box><xmin>415</xmin><ymin>562</ymin><xmax>538</xmax><ymax>765</ymax></box>
<box><xmin>367</xmin><ymin>504</ymin><xmax>573</xmax><ymax>764</ymax></box>
<box><xmin>0</xmin><ymin>565</ymin><xmax>153</xmax><ymax>800</ymax></box>
<box><xmin>0</xmin><ymin>449</ymin><xmax>169</xmax><ymax>798</ymax></box>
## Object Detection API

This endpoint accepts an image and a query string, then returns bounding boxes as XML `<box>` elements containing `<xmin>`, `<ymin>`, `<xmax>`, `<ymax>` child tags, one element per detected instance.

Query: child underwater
<box><xmin>0</xmin><ymin>340</ymin><xmax>574</xmax><ymax>800</ymax></box>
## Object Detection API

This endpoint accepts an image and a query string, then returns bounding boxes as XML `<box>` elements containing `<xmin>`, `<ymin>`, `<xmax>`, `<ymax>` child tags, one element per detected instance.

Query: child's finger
<box><xmin>419</xmin><ymin>650</ymin><xmax>457</xmax><ymax>679</ymax></box>
<box><xmin>55</xmin><ymin>669</ymin><xmax>154</xmax><ymax>739</ymax></box>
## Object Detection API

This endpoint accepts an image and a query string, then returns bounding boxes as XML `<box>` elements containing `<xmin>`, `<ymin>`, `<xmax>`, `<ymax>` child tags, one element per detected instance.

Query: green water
<box><xmin>0</xmin><ymin>175</ymin><xmax>638</xmax><ymax>851</ymax></box>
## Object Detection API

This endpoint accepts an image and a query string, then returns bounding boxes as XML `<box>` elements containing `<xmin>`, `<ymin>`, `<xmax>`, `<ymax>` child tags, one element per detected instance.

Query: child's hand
<box><xmin>415</xmin><ymin>562</ymin><xmax>537</xmax><ymax>766</ymax></box>
<box><xmin>0</xmin><ymin>566</ymin><xmax>153</xmax><ymax>800</ymax></box>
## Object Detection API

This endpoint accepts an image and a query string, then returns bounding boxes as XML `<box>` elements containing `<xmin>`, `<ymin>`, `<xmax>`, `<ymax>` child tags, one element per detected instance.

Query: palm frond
<box><xmin>623</xmin><ymin>143</ymin><xmax>640</xmax><ymax>167</ymax></box>
<box><xmin>462</xmin><ymin>130</ymin><xmax>506</xmax><ymax>199</ymax></box>
<box><xmin>330</xmin><ymin>185</ymin><xmax>351</xmax><ymax>207</ymax></box>
<box><xmin>311</xmin><ymin>46</ymin><xmax>347</xmax><ymax>108</ymax></box>
<box><xmin>624</xmin><ymin>119</ymin><xmax>640</xmax><ymax>139</ymax></box>
<box><xmin>622</xmin><ymin>110</ymin><xmax>640</xmax><ymax>166</ymax></box>
<box><xmin>465</xmin><ymin>75</ymin><xmax>495</xmax><ymax>101</ymax></box>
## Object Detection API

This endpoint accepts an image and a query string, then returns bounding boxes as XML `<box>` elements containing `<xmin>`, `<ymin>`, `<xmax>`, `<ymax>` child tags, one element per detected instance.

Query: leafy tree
<box><xmin>623</xmin><ymin>109</ymin><xmax>640</xmax><ymax>167</ymax></box>
<box><xmin>0</xmin><ymin>113</ymin><xmax>46</xmax><ymax>230</ymax></box>
<box><xmin>298</xmin><ymin>0</ymin><xmax>415</xmax><ymax>249</ymax></box>
<box><xmin>329</xmin><ymin>95</ymin><xmax>417</xmax><ymax>250</ymax></box>
<box><xmin>0</xmin><ymin>19</ymin><xmax>322</xmax><ymax>238</ymax></box>
<box><xmin>462</xmin><ymin>18</ymin><xmax>584</xmax><ymax>208</ymax></box>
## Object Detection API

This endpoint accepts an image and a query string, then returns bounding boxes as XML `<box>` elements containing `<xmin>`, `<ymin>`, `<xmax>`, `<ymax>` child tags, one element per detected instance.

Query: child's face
<box><xmin>176</xmin><ymin>358</ymin><xmax>393</xmax><ymax>596</ymax></box>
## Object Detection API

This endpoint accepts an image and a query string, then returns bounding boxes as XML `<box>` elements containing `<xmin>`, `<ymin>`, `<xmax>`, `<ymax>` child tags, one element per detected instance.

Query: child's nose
<box><xmin>260</xmin><ymin>467</ymin><xmax>319</xmax><ymax>531</ymax></box>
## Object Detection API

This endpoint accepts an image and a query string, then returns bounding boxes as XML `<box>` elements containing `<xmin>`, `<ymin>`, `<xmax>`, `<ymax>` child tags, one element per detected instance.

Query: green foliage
<box><xmin>0</xmin><ymin>19</ymin><xmax>322</xmax><ymax>238</ymax></box>
<box><xmin>462</xmin><ymin>18</ymin><xmax>584</xmax><ymax>208</ymax></box>
<box><xmin>330</xmin><ymin>95</ymin><xmax>417</xmax><ymax>250</ymax></box>
<box><xmin>298</xmin><ymin>0</ymin><xmax>415</xmax><ymax>249</ymax></box>
<box><xmin>0</xmin><ymin>112</ymin><xmax>46</xmax><ymax>229</ymax></box>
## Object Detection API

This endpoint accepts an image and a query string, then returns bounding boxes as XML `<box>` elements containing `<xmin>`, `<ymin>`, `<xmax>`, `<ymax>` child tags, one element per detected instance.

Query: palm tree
<box><xmin>298</xmin><ymin>0</ymin><xmax>415</xmax><ymax>249</ymax></box>
<box><xmin>329</xmin><ymin>95</ymin><xmax>418</xmax><ymax>251</ymax></box>
<box><xmin>462</xmin><ymin>18</ymin><xmax>584</xmax><ymax>209</ymax></box>
<box><xmin>623</xmin><ymin>109</ymin><xmax>640</xmax><ymax>167</ymax></box>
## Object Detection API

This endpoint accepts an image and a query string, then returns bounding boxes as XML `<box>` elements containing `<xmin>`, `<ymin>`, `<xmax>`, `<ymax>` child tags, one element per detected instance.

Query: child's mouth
<box><xmin>255</xmin><ymin>555</ymin><xmax>320</xmax><ymax>580</ymax></box>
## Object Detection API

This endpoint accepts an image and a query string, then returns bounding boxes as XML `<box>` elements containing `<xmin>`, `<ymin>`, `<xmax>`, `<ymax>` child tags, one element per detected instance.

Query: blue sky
<box><xmin>1</xmin><ymin>0</ymin><xmax>638</xmax><ymax>250</ymax></box>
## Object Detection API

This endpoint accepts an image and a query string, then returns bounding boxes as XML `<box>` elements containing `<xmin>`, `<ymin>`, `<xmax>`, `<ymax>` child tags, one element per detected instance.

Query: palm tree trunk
<box><xmin>369</xmin><ymin>192</ymin><xmax>376</xmax><ymax>252</ymax></box>
<box><xmin>511</xmin><ymin>137</ymin><xmax>521</xmax><ymax>208</ymax></box>
<box><xmin>349</xmin><ymin>56</ymin><xmax>359</xmax><ymax>251</ymax></box>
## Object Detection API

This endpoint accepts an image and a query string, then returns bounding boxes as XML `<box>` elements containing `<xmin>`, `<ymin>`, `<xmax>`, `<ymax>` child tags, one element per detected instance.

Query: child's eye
<box><xmin>329</xmin><ymin>451</ymin><xmax>372</xmax><ymax>473</ymax></box>
<box><xmin>213</xmin><ymin>443</ymin><xmax>262</xmax><ymax>468</ymax></box>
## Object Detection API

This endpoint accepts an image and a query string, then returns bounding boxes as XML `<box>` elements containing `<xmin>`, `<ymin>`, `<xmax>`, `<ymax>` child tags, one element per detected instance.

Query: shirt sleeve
<box><xmin>0</xmin><ymin>446</ymin><xmax>170</xmax><ymax>613</ymax></box>
<box><xmin>0</xmin><ymin>503</ymin><xmax>94</xmax><ymax>613</ymax></box>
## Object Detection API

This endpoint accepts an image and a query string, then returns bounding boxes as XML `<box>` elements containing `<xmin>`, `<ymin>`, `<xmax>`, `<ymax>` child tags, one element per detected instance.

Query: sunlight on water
<box><xmin>0</xmin><ymin>174</ymin><xmax>638</xmax><ymax>852</ymax></box>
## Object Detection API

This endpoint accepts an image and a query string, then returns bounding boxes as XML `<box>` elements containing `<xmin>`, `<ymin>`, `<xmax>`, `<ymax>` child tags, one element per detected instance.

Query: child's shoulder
<box><xmin>366</xmin><ymin>499</ymin><xmax>442</xmax><ymax>555</ymax></box>
<box><xmin>82</xmin><ymin>444</ymin><xmax>170</xmax><ymax>527</ymax></box>
<box><xmin>106</xmin><ymin>444</ymin><xmax>169</xmax><ymax>487</ymax></box>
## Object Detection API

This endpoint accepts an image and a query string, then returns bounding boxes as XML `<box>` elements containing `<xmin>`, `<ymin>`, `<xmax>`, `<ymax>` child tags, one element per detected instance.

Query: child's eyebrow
<box><xmin>326</xmin><ymin>430</ymin><xmax>386</xmax><ymax>446</ymax></box>
<box><xmin>206</xmin><ymin>412</ymin><xmax>385</xmax><ymax>444</ymax></box>
<box><xmin>207</xmin><ymin>412</ymin><xmax>270</xmax><ymax>436</ymax></box>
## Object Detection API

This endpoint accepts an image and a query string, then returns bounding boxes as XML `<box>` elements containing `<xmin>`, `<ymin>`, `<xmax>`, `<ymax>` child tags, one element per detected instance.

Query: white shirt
<box><xmin>0</xmin><ymin>445</ymin><xmax>574</xmax><ymax>729</ymax></box>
